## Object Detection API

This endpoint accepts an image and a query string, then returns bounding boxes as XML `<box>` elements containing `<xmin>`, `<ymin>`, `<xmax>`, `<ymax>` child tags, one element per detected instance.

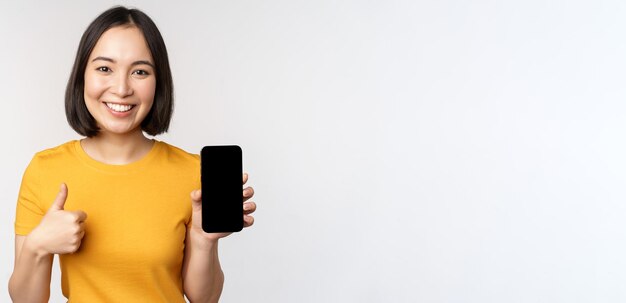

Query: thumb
<box><xmin>190</xmin><ymin>189</ymin><xmax>202</xmax><ymax>211</ymax></box>
<box><xmin>49</xmin><ymin>183</ymin><xmax>68</xmax><ymax>211</ymax></box>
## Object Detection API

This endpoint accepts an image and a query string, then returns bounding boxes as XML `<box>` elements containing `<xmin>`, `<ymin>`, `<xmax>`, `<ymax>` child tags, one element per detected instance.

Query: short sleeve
<box><xmin>14</xmin><ymin>155</ymin><xmax>44</xmax><ymax>235</ymax></box>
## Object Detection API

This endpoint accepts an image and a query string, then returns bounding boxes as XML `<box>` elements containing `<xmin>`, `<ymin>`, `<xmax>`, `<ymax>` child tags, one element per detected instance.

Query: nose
<box><xmin>112</xmin><ymin>73</ymin><xmax>133</xmax><ymax>97</ymax></box>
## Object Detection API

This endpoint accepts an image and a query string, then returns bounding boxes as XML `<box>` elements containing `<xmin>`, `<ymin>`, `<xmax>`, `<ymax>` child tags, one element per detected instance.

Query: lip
<box><xmin>103</xmin><ymin>101</ymin><xmax>135</xmax><ymax>106</ymax></box>
<box><xmin>102</xmin><ymin>101</ymin><xmax>136</xmax><ymax>118</ymax></box>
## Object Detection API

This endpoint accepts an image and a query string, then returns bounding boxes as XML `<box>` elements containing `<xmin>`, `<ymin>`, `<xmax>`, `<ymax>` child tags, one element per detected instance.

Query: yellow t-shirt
<box><xmin>15</xmin><ymin>140</ymin><xmax>200</xmax><ymax>302</ymax></box>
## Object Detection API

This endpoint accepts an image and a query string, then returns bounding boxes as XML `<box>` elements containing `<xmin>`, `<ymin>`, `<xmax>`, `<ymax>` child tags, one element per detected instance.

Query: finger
<box><xmin>243</xmin><ymin>215</ymin><xmax>254</xmax><ymax>227</ymax></box>
<box><xmin>72</xmin><ymin>241</ymin><xmax>83</xmax><ymax>253</ymax></box>
<box><xmin>243</xmin><ymin>201</ymin><xmax>256</xmax><ymax>215</ymax></box>
<box><xmin>50</xmin><ymin>183</ymin><xmax>68</xmax><ymax>211</ymax></box>
<box><xmin>243</xmin><ymin>186</ymin><xmax>254</xmax><ymax>200</ymax></box>
<box><xmin>190</xmin><ymin>189</ymin><xmax>202</xmax><ymax>202</ymax></box>
<box><xmin>73</xmin><ymin>210</ymin><xmax>88</xmax><ymax>222</ymax></box>
<box><xmin>243</xmin><ymin>172</ymin><xmax>248</xmax><ymax>184</ymax></box>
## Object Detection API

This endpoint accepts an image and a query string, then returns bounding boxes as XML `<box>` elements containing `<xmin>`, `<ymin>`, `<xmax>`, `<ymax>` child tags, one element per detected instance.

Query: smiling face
<box><xmin>83</xmin><ymin>25</ymin><xmax>156</xmax><ymax>136</ymax></box>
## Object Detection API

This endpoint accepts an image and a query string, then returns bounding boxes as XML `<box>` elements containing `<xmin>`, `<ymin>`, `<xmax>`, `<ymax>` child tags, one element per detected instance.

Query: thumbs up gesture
<box><xmin>29</xmin><ymin>183</ymin><xmax>88</xmax><ymax>255</ymax></box>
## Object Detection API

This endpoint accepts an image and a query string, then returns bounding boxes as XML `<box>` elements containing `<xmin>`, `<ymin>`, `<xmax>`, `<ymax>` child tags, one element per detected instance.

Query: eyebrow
<box><xmin>91</xmin><ymin>56</ymin><xmax>155</xmax><ymax>69</ymax></box>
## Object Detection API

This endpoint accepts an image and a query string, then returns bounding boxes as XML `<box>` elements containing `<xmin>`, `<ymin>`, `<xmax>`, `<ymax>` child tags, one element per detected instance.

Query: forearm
<box><xmin>182</xmin><ymin>229</ymin><xmax>225</xmax><ymax>303</ymax></box>
<box><xmin>8</xmin><ymin>236</ymin><xmax>53</xmax><ymax>303</ymax></box>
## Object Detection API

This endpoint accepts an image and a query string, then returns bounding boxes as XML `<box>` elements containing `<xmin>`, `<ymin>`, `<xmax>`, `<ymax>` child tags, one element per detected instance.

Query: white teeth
<box><xmin>105</xmin><ymin>102</ymin><xmax>133</xmax><ymax>112</ymax></box>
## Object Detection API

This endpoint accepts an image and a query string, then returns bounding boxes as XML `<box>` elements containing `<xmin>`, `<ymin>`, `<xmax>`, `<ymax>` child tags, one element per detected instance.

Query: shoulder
<box><xmin>29</xmin><ymin>140</ymin><xmax>78</xmax><ymax>166</ymax></box>
<box><xmin>156</xmin><ymin>141</ymin><xmax>200</xmax><ymax>167</ymax></box>
<box><xmin>20</xmin><ymin>140</ymin><xmax>78</xmax><ymax>182</ymax></box>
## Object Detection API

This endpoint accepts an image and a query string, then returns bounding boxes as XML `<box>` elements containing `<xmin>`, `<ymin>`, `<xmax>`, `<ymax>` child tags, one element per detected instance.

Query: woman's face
<box><xmin>84</xmin><ymin>25</ymin><xmax>156</xmax><ymax>136</ymax></box>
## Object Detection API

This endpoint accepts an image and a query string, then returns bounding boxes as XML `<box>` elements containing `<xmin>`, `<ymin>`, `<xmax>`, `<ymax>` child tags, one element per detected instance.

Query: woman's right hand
<box><xmin>28</xmin><ymin>183</ymin><xmax>87</xmax><ymax>255</ymax></box>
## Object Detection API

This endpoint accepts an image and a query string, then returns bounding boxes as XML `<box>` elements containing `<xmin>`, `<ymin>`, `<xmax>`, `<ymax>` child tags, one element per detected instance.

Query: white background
<box><xmin>1</xmin><ymin>1</ymin><xmax>626</xmax><ymax>302</ymax></box>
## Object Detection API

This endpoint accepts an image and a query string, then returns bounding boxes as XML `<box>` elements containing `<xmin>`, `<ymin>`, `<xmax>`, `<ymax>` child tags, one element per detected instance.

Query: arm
<box><xmin>182</xmin><ymin>230</ymin><xmax>225</xmax><ymax>303</ymax></box>
<box><xmin>9</xmin><ymin>184</ymin><xmax>87</xmax><ymax>303</ymax></box>
<box><xmin>8</xmin><ymin>235</ymin><xmax>54</xmax><ymax>303</ymax></box>
<box><xmin>182</xmin><ymin>173</ymin><xmax>256</xmax><ymax>303</ymax></box>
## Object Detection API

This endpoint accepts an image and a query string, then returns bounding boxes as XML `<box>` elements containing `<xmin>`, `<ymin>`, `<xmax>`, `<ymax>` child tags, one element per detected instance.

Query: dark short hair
<box><xmin>65</xmin><ymin>6</ymin><xmax>173</xmax><ymax>137</ymax></box>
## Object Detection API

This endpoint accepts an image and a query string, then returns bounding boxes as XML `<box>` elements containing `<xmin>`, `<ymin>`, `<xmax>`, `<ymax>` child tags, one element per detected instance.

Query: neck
<box><xmin>81</xmin><ymin>129</ymin><xmax>155</xmax><ymax>165</ymax></box>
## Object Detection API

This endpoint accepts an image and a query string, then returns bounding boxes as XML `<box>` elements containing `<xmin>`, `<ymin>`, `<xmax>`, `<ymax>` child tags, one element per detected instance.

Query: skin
<box><xmin>9</xmin><ymin>25</ymin><xmax>256</xmax><ymax>303</ymax></box>
<box><xmin>81</xmin><ymin>25</ymin><xmax>157</xmax><ymax>163</ymax></box>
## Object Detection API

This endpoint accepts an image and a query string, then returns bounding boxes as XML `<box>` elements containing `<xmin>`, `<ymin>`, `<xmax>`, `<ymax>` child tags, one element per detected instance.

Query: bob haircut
<box><xmin>65</xmin><ymin>6</ymin><xmax>173</xmax><ymax>137</ymax></box>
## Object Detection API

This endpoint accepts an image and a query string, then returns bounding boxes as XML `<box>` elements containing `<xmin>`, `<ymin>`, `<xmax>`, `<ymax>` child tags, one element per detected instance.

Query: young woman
<box><xmin>8</xmin><ymin>6</ymin><xmax>256</xmax><ymax>303</ymax></box>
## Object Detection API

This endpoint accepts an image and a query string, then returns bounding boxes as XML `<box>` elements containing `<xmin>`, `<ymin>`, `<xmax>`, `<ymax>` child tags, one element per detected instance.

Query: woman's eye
<box><xmin>97</xmin><ymin>66</ymin><xmax>110</xmax><ymax>72</ymax></box>
<box><xmin>133</xmin><ymin>70</ymin><xmax>150</xmax><ymax>76</ymax></box>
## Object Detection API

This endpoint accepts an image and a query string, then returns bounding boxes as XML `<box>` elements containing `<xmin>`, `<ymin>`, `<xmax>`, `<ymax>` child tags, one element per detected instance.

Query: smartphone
<box><xmin>201</xmin><ymin>145</ymin><xmax>243</xmax><ymax>233</ymax></box>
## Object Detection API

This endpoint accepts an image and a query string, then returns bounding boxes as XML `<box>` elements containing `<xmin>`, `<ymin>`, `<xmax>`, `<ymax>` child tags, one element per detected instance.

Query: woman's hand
<box><xmin>28</xmin><ymin>183</ymin><xmax>88</xmax><ymax>255</ymax></box>
<box><xmin>189</xmin><ymin>172</ymin><xmax>256</xmax><ymax>245</ymax></box>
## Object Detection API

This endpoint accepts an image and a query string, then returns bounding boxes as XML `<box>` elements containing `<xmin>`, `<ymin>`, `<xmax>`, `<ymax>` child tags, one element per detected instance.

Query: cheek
<box><xmin>138</xmin><ymin>80</ymin><xmax>157</xmax><ymax>106</ymax></box>
<box><xmin>84</xmin><ymin>73</ymin><xmax>108</xmax><ymax>101</ymax></box>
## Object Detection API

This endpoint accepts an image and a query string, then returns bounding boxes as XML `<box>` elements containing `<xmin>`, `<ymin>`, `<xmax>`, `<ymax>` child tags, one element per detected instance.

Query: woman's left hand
<box><xmin>189</xmin><ymin>172</ymin><xmax>256</xmax><ymax>243</ymax></box>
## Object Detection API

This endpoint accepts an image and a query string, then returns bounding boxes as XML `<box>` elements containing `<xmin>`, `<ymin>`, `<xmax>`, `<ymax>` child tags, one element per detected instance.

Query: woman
<box><xmin>8</xmin><ymin>6</ymin><xmax>256</xmax><ymax>303</ymax></box>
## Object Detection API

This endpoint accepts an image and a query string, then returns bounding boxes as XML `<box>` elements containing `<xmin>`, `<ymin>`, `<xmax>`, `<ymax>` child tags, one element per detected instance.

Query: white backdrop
<box><xmin>1</xmin><ymin>0</ymin><xmax>626</xmax><ymax>302</ymax></box>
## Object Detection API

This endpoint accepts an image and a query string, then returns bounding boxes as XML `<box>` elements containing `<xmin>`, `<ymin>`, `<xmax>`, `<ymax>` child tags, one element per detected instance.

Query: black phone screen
<box><xmin>201</xmin><ymin>145</ymin><xmax>243</xmax><ymax>233</ymax></box>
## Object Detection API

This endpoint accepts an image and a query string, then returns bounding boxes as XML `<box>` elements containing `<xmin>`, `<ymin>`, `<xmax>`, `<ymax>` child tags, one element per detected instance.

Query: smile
<box><xmin>105</xmin><ymin>102</ymin><xmax>135</xmax><ymax>113</ymax></box>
